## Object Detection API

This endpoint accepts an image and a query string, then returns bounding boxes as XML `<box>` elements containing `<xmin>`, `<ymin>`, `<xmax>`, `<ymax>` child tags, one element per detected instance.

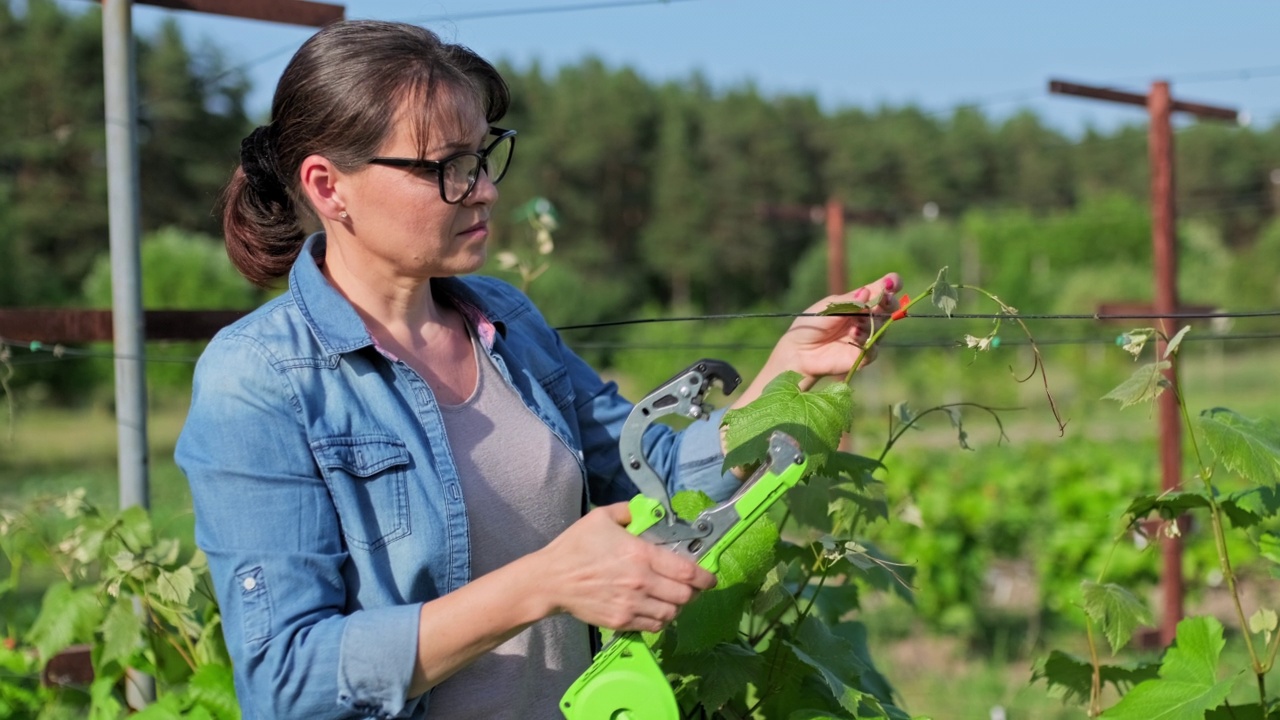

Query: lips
<box><xmin>459</xmin><ymin>220</ymin><xmax>488</xmax><ymax>236</ymax></box>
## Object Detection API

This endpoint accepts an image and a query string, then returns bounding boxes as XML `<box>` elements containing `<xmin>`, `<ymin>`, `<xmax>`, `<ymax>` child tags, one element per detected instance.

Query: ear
<box><xmin>298</xmin><ymin>154</ymin><xmax>347</xmax><ymax>222</ymax></box>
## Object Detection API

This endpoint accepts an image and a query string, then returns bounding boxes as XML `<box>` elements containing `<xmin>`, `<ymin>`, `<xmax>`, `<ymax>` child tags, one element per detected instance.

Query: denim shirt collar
<box><xmin>288</xmin><ymin>232</ymin><xmax>506</xmax><ymax>358</ymax></box>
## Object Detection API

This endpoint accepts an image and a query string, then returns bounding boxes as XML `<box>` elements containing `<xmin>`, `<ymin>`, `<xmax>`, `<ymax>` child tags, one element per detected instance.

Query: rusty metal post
<box><xmin>1148</xmin><ymin>80</ymin><xmax>1184</xmax><ymax>646</ymax></box>
<box><xmin>826</xmin><ymin>197</ymin><xmax>845</xmax><ymax>296</ymax></box>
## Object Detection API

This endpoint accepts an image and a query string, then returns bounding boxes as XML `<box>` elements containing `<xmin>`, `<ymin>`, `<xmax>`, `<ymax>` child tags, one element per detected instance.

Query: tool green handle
<box><xmin>560</xmin><ymin>450</ymin><xmax>807</xmax><ymax>720</ymax></box>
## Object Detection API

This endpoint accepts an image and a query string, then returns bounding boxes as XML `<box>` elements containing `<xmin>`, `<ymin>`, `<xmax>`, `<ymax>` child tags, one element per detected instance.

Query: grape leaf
<box><xmin>1125</xmin><ymin>492</ymin><xmax>1211</xmax><ymax>523</ymax></box>
<box><xmin>1164</xmin><ymin>326</ymin><xmax>1191</xmax><ymax>359</ymax></box>
<box><xmin>1221</xmin><ymin>485</ymin><xmax>1280</xmax><ymax>528</ymax></box>
<box><xmin>1204</xmin><ymin>703</ymin><xmax>1269</xmax><ymax>720</ymax></box>
<box><xmin>823</xmin><ymin>452</ymin><xmax>883</xmax><ymax>489</ymax></box>
<box><xmin>752</xmin><ymin>561</ymin><xmax>796</xmax><ymax>617</ymax></box>
<box><xmin>930</xmin><ymin>267</ymin><xmax>958</xmax><ymax>317</ymax></box>
<box><xmin>155</xmin><ymin>566</ymin><xmax>196</xmax><ymax>606</ymax></box>
<box><xmin>684</xmin><ymin>643</ymin><xmax>766</xmax><ymax>712</ymax></box>
<box><xmin>1032</xmin><ymin>650</ymin><xmax>1159</xmax><ymax>705</ymax></box>
<box><xmin>1104</xmin><ymin>362</ymin><xmax>1171</xmax><ymax>408</ymax></box>
<box><xmin>99</xmin><ymin>600</ymin><xmax>144</xmax><ymax>669</ymax></box>
<box><xmin>722</xmin><ymin>372</ymin><xmax>851</xmax><ymax>474</ymax></box>
<box><xmin>1196</xmin><ymin>408</ymin><xmax>1280</xmax><ymax>485</ymax></box>
<box><xmin>1082</xmin><ymin>581</ymin><xmax>1152</xmax><ymax>655</ymax></box>
<box><xmin>1101</xmin><ymin>616</ymin><xmax>1236</xmax><ymax>720</ymax></box>
<box><xmin>669</xmin><ymin>491</ymin><xmax>778</xmax><ymax>655</ymax></box>
<box><xmin>784</xmin><ymin>641</ymin><xmax>870</xmax><ymax>715</ymax></box>
<box><xmin>786</xmin><ymin>475</ymin><xmax>836</xmax><ymax>533</ymax></box>
<box><xmin>188</xmin><ymin>662</ymin><xmax>241</xmax><ymax>720</ymax></box>
<box><xmin>27</xmin><ymin>582</ymin><xmax>105</xmax><ymax>661</ymax></box>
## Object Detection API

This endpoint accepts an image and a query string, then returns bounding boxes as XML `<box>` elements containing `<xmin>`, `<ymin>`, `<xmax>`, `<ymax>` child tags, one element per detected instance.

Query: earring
<box><xmin>339</xmin><ymin>211</ymin><xmax>348</xmax><ymax>220</ymax></box>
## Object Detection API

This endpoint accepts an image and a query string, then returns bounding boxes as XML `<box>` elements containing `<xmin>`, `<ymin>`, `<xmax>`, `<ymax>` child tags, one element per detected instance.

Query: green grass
<box><xmin>0</xmin><ymin>402</ymin><xmax>193</xmax><ymax>530</ymax></box>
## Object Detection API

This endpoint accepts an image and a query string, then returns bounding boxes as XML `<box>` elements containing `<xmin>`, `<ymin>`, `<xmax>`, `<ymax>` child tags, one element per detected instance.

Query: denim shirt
<box><xmin>175</xmin><ymin>234</ymin><xmax>738</xmax><ymax>720</ymax></box>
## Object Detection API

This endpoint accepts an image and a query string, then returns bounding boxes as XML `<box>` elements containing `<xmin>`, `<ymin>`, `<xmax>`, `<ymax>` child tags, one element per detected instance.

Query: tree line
<box><xmin>3</xmin><ymin>0</ymin><xmax>1280</xmax><ymax>396</ymax></box>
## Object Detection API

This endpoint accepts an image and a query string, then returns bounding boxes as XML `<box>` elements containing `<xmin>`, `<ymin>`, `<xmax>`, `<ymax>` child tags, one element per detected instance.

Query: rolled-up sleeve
<box><xmin>176</xmin><ymin>336</ymin><xmax>420</xmax><ymax>719</ymax></box>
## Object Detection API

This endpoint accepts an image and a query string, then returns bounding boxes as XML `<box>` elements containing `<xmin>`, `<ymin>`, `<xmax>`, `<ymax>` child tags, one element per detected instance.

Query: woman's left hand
<box><xmin>733</xmin><ymin>272</ymin><xmax>900</xmax><ymax>406</ymax></box>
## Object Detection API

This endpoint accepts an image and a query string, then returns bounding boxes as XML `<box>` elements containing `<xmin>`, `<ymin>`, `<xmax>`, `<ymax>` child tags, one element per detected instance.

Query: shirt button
<box><xmin>243</xmin><ymin>576</ymin><xmax>257</xmax><ymax>591</ymax></box>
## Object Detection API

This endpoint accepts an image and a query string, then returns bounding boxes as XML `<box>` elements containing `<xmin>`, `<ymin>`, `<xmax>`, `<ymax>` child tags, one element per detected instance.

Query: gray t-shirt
<box><xmin>427</xmin><ymin>332</ymin><xmax>591</xmax><ymax>719</ymax></box>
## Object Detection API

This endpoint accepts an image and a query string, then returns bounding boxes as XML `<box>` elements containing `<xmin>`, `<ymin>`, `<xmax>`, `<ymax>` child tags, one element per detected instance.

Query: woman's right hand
<box><xmin>533</xmin><ymin>503</ymin><xmax>717</xmax><ymax>633</ymax></box>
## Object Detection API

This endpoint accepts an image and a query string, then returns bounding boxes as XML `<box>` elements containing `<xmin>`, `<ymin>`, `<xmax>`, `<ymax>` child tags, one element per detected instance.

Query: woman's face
<box><xmin>336</xmin><ymin>96</ymin><xmax>498</xmax><ymax>283</ymax></box>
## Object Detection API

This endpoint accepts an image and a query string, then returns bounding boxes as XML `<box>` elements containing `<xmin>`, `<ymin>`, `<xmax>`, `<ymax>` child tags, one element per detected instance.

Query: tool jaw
<box><xmin>617</xmin><ymin>359</ymin><xmax>742</xmax><ymax>526</ymax></box>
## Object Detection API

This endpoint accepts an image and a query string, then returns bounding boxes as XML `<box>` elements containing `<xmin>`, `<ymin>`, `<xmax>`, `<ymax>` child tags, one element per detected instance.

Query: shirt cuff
<box><xmin>336</xmin><ymin>603</ymin><xmax>423</xmax><ymax>718</ymax></box>
<box><xmin>674</xmin><ymin>406</ymin><xmax>740</xmax><ymax>502</ymax></box>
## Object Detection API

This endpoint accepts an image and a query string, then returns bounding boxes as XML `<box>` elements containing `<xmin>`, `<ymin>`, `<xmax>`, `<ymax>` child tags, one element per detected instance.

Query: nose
<box><xmin>464</xmin><ymin>168</ymin><xmax>499</xmax><ymax>206</ymax></box>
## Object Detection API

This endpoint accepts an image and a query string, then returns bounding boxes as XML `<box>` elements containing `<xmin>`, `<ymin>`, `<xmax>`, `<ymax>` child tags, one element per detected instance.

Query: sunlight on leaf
<box><xmin>722</xmin><ymin>371</ymin><xmax>851</xmax><ymax>473</ymax></box>
<box><xmin>1100</xmin><ymin>616</ymin><xmax>1236</xmax><ymax>720</ymax></box>
<box><xmin>1103</xmin><ymin>361</ymin><xmax>1171</xmax><ymax>408</ymax></box>
<box><xmin>669</xmin><ymin>491</ymin><xmax>778</xmax><ymax>655</ymax></box>
<box><xmin>1082</xmin><ymin>581</ymin><xmax>1152</xmax><ymax>655</ymax></box>
<box><xmin>1196</xmin><ymin>408</ymin><xmax>1280</xmax><ymax>485</ymax></box>
<box><xmin>1248</xmin><ymin>608</ymin><xmax>1277</xmax><ymax>646</ymax></box>
<box><xmin>1164</xmin><ymin>326</ymin><xmax>1191</xmax><ymax>359</ymax></box>
<box><xmin>1118</xmin><ymin>328</ymin><xmax>1156</xmax><ymax>360</ymax></box>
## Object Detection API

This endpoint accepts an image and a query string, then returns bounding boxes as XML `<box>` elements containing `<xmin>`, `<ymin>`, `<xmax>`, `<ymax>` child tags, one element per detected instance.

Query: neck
<box><xmin>319</xmin><ymin>232</ymin><xmax>453</xmax><ymax>354</ymax></box>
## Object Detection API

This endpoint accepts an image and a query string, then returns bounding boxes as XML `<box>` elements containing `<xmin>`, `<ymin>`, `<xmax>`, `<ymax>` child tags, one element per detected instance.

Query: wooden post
<box><xmin>1148</xmin><ymin>81</ymin><xmax>1184</xmax><ymax>646</ymax></box>
<box><xmin>826</xmin><ymin>197</ymin><xmax>845</xmax><ymax>296</ymax></box>
<box><xmin>1049</xmin><ymin>77</ymin><xmax>1237</xmax><ymax>646</ymax></box>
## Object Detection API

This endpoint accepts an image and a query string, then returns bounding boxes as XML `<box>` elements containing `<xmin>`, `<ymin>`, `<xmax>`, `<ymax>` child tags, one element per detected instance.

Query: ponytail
<box><xmin>221</xmin><ymin>125</ymin><xmax>306</xmax><ymax>287</ymax></box>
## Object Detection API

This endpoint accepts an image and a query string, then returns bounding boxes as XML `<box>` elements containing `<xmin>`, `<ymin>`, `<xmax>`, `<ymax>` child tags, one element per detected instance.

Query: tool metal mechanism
<box><xmin>560</xmin><ymin>359</ymin><xmax>809</xmax><ymax>720</ymax></box>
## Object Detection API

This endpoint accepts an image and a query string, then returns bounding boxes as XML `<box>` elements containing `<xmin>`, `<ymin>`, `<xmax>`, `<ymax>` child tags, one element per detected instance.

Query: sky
<box><xmin>129</xmin><ymin>0</ymin><xmax>1280</xmax><ymax>136</ymax></box>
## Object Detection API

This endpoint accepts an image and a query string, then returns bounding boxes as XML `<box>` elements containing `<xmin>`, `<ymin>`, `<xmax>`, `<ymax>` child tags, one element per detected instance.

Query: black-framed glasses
<box><xmin>367</xmin><ymin>127</ymin><xmax>516</xmax><ymax>204</ymax></box>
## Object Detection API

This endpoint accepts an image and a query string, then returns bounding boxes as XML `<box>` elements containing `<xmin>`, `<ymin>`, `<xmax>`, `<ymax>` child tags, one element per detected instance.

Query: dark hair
<box><xmin>222</xmin><ymin>20</ymin><xmax>510</xmax><ymax>286</ymax></box>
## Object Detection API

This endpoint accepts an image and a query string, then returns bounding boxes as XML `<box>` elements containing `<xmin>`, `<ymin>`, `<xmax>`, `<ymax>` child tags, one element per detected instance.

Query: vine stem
<box><xmin>749</xmin><ymin>557</ymin><xmax>816</xmax><ymax>648</ymax></box>
<box><xmin>953</xmin><ymin>284</ymin><xmax>1067</xmax><ymax>435</ymax></box>
<box><xmin>136</xmin><ymin>575</ymin><xmax>199</xmax><ymax>673</ymax></box>
<box><xmin>0</xmin><ymin>352</ymin><xmax>14</xmax><ymax>443</ymax></box>
<box><xmin>1170</xmin><ymin>359</ymin><xmax>1264</xmax><ymax>698</ymax></box>
<box><xmin>1085</xmin><ymin>620</ymin><xmax>1103</xmax><ymax>718</ymax></box>
<box><xmin>794</xmin><ymin>567</ymin><xmax>830</xmax><ymax>628</ymax></box>
<box><xmin>840</xmin><ymin>281</ymin><xmax>1067</xmax><ymax>436</ymax></box>
<box><xmin>842</xmin><ymin>285</ymin><xmax>933</xmax><ymax>386</ymax></box>
<box><xmin>875</xmin><ymin>402</ymin><xmax>1016</xmax><ymax>465</ymax></box>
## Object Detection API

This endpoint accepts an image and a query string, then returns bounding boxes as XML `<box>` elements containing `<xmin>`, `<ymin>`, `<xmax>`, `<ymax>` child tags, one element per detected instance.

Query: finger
<box><xmin>648</xmin><ymin>549</ymin><xmax>717</xmax><ymax>591</ymax></box>
<box><xmin>620</xmin><ymin>611</ymin><xmax>673</xmax><ymax>634</ymax></box>
<box><xmin>645</xmin><ymin>575</ymin><xmax>699</xmax><ymax>607</ymax></box>
<box><xmin>599</xmin><ymin>502</ymin><xmax>633</xmax><ymax>528</ymax></box>
<box><xmin>882</xmin><ymin>272</ymin><xmax>902</xmax><ymax>294</ymax></box>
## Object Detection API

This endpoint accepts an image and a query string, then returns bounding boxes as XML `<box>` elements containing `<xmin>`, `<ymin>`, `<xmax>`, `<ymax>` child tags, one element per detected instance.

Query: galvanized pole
<box><xmin>103</xmin><ymin>0</ymin><xmax>149</xmax><ymax>513</ymax></box>
<box><xmin>104</xmin><ymin>0</ymin><xmax>154</xmax><ymax>707</ymax></box>
<box><xmin>1148</xmin><ymin>81</ymin><xmax>1184</xmax><ymax>646</ymax></box>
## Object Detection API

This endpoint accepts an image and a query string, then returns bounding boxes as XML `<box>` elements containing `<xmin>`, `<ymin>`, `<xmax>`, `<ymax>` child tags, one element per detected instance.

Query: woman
<box><xmin>176</xmin><ymin>19</ymin><xmax>898</xmax><ymax>720</ymax></box>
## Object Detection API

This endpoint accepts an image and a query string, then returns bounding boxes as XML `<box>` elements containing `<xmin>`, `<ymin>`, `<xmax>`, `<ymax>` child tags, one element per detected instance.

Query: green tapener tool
<box><xmin>560</xmin><ymin>360</ymin><xmax>809</xmax><ymax>720</ymax></box>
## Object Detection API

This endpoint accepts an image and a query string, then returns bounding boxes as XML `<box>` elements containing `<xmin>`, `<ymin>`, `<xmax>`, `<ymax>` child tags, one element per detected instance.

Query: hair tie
<box><xmin>239</xmin><ymin>125</ymin><xmax>288</xmax><ymax>205</ymax></box>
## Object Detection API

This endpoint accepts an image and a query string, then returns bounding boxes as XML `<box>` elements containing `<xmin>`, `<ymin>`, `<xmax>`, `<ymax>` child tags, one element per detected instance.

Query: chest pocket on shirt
<box><xmin>312</xmin><ymin>436</ymin><xmax>412</xmax><ymax>551</ymax></box>
<box><xmin>538</xmin><ymin>365</ymin><xmax>574</xmax><ymax>415</ymax></box>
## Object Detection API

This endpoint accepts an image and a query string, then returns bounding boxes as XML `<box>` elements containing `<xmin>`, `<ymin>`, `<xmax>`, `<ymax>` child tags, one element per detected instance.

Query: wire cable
<box><xmin>4</xmin><ymin>310</ymin><xmax>1280</xmax><ymax>365</ymax></box>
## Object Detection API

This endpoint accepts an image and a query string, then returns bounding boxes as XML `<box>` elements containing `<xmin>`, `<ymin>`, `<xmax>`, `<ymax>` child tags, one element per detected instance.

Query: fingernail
<box><xmin>883</xmin><ymin>275</ymin><xmax>898</xmax><ymax>293</ymax></box>
<box><xmin>853</xmin><ymin>287</ymin><xmax>869</xmax><ymax>302</ymax></box>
